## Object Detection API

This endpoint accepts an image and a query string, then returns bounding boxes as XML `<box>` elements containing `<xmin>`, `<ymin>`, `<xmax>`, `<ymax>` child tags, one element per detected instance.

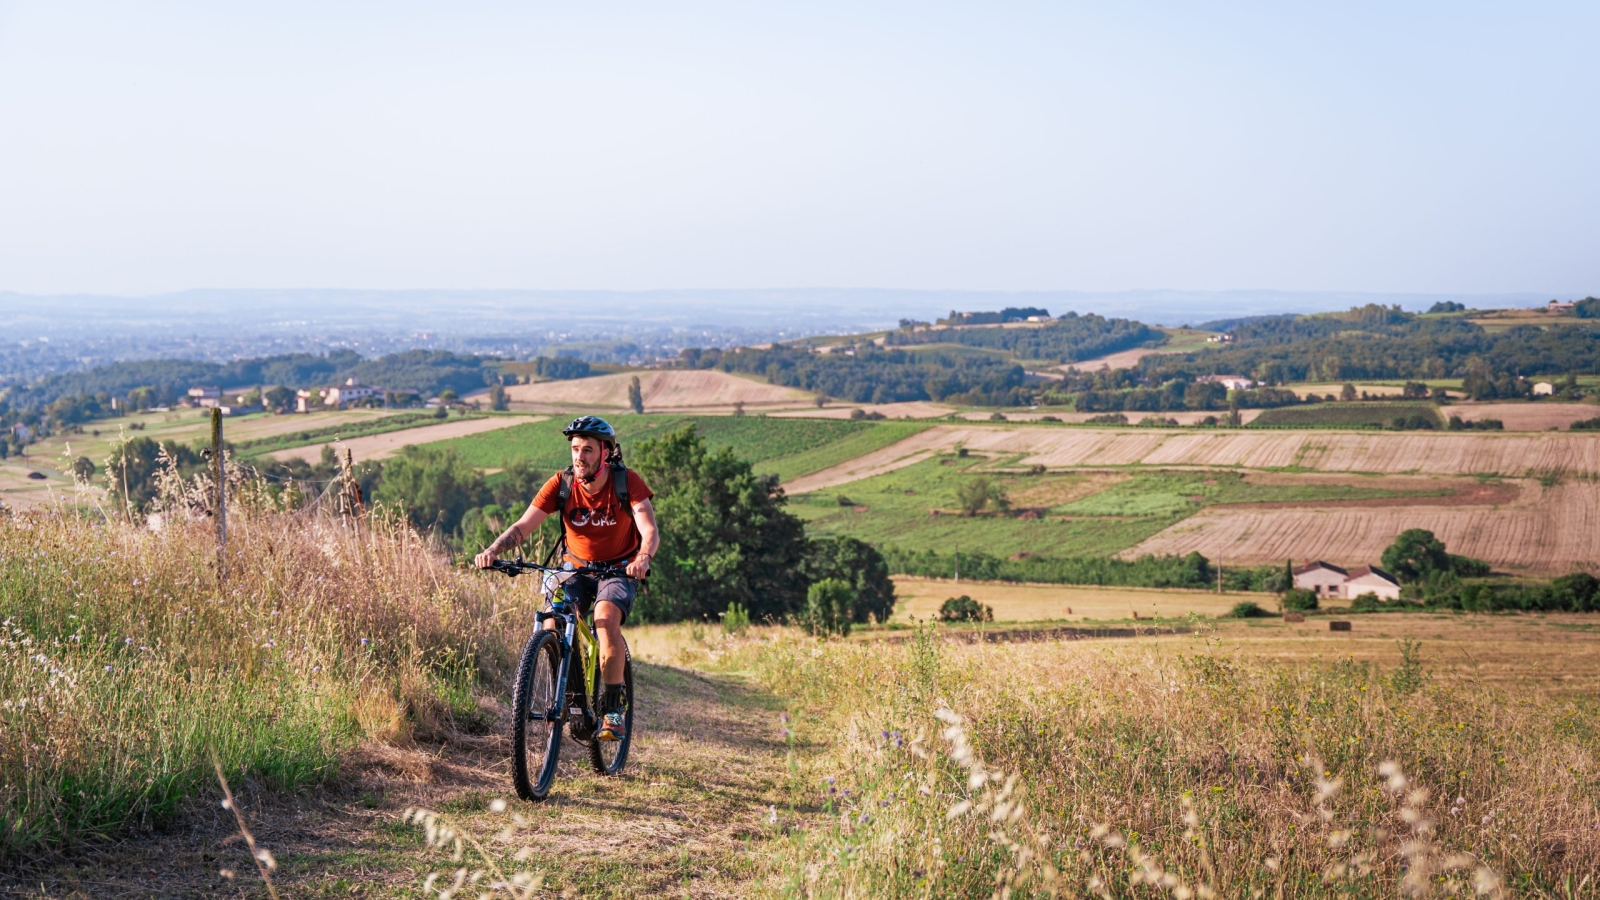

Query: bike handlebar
<box><xmin>485</xmin><ymin>558</ymin><xmax>632</xmax><ymax>579</ymax></box>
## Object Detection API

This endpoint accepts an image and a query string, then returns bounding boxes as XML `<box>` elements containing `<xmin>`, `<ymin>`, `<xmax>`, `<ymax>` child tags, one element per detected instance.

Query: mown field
<box><xmin>419</xmin><ymin>414</ymin><xmax>931</xmax><ymax>484</ymax></box>
<box><xmin>829</xmin><ymin>424</ymin><xmax>1600</xmax><ymax>478</ymax></box>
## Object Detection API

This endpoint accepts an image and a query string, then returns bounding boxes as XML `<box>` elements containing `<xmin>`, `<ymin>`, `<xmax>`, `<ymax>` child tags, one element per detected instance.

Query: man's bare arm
<box><xmin>625</xmin><ymin>498</ymin><xmax>659</xmax><ymax>578</ymax></box>
<box><xmin>474</xmin><ymin>500</ymin><xmax>551</xmax><ymax>569</ymax></box>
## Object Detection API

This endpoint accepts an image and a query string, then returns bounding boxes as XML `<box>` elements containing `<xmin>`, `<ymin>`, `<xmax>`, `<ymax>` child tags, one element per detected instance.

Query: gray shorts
<box><xmin>562</xmin><ymin>573</ymin><xmax>637</xmax><ymax>625</ymax></box>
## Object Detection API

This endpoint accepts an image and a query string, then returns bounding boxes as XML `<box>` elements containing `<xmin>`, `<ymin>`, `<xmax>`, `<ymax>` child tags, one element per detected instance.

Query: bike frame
<box><xmin>536</xmin><ymin>585</ymin><xmax>602</xmax><ymax>730</ymax></box>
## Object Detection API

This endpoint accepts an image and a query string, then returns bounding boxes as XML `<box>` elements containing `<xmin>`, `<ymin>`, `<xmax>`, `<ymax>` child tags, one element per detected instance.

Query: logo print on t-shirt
<box><xmin>570</xmin><ymin>507</ymin><xmax>617</xmax><ymax>529</ymax></box>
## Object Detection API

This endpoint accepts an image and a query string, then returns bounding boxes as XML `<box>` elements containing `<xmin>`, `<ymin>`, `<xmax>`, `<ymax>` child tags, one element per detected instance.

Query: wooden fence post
<box><xmin>212</xmin><ymin>408</ymin><xmax>226</xmax><ymax>581</ymax></box>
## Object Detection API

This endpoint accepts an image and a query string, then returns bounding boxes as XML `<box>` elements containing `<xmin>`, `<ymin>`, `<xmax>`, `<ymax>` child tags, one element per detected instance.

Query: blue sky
<box><xmin>0</xmin><ymin>1</ymin><xmax>1594</xmax><ymax>296</ymax></box>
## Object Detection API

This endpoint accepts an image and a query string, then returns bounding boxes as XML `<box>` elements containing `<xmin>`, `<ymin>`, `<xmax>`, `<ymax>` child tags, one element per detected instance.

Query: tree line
<box><xmin>4</xmin><ymin>349</ymin><xmax>505</xmax><ymax>415</ymax></box>
<box><xmin>680</xmin><ymin>344</ymin><xmax>1026</xmax><ymax>405</ymax></box>
<box><xmin>884</xmin><ymin>311</ymin><xmax>1164</xmax><ymax>363</ymax></box>
<box><xmin>1141</xmin><ymin>309</ymin><xmax>1600</xmax><ymax>387</ymax></box>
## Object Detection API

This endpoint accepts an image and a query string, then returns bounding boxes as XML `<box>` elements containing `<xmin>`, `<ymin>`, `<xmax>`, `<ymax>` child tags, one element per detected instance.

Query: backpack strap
<box><xmin>611</xmin><ymin>461</ymin><xmax>630</xmax><ymax>508</ymax></box>
<box><xmin>542</xmin><ymin>466</ymin><xmax>575</xmax><ymax>566</ymax></box>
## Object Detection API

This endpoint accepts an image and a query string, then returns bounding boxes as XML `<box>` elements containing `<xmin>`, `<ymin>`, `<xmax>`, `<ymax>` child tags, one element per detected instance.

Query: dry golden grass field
<box><xmin>6</xmin><ymin>498</ymin><xmax>1598</xmax><ymax>898</ymax></box>
<box><xmin>505</xmin><ymin>370</ymin><xmax>814</xmax><ymax>412</ymax></box>
<box><xmin>889</xmin><ymin>575</ymin><xmax>1248</xmax><ymax>621</ymax></box>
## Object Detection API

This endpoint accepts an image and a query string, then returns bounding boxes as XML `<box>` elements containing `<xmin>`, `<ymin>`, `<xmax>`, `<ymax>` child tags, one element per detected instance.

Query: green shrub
<box><xmin>1282</xmin><ymin>588</ymin><xmax>1319</xmax><ymax>611</ymax></box>
<box><xmin>1349</xmin><ymin>591</ymin><xmax>1383</xmax><ymax>611</ymax></box>
<box><xmin>721</xmin><ymin>601</ymin><xmax>751</xmax><ymax>635</ymax></box>
<box><xmin>938</xmin><ymin>595</ymin><xmax>993</xmax><ymax>623</ymax></box>
<box><xmin>802</xmin><ymin>578</ymin><xmax>854</xmax><ymax>636</ymax></box>
<box><xmin>1227</xmin><ymin>601</ymin><xmax>1272</xmax><ymax>618</ymax></box>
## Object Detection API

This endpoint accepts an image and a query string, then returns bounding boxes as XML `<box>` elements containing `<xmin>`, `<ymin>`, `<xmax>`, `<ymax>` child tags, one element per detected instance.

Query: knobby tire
<box><xmin>588</xmin><ymin>646</ymin><xmax>634</xmax><ymax>776</ymax></box>
<box><xmin>511</xmin><ymin>630</ymin><xmax>563</xmax><ymax>801</ymax></box>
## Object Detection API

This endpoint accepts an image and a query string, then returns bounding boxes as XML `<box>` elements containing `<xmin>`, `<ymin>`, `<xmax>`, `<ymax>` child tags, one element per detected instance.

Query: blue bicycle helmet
<box><xmin>561</xmin><ymin>415</ymin><xmax>616</xmax><ymax>443</ymax></box>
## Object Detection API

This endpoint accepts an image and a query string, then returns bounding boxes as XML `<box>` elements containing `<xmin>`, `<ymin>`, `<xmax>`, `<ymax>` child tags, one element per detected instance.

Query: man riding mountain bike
<box><xmin>474</xmin><ymin>416</ymin><xmax>659</xmax><ymax>742</ymax></box>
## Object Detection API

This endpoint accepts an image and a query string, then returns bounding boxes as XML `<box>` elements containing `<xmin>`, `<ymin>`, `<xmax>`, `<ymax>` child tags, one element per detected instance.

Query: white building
<box><xmin>1197</xmin><ymin>374</ymin><xmax>1255</xmax><ymax>391</ymax></box>
<box><xmin>1343</xmin><ymin>566</ymin><xmax>1401</xmax><ymax>601</ymax></box>
<box><xmin>186</xmin><ymin>386</ymin><xmax>222</xmax><ymax>408</ymax></box>
<box><xmin>1292</xmin><ymin>561</ymin><xmax>1348</xmax><ymax>598</ymax></box>
<box><xmin>297</xmin><ymin>378</ymin><xmax>383</xmax><ymax>412</ymax></box>
<box><xmin>1293</xmin><ymin>560</ymin><xmax>1402</xmax><ymax>601</ymax></box>
<box><xmin>325</xmin><ymin>378</ymin><xmax>381</xmax><ymax>407</ymax></box>
<box><xmin>1533</xmin><ymin>382</ymin><xmax>1555</xmax><ymax>396</ymax></box>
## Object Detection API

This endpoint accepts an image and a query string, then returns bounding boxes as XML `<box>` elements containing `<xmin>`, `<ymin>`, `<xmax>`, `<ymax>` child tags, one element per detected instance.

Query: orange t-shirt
<box><xmin>532</xmin><ymin>469</ymin><xmax>654</xmax><ymax>563</ymax></box>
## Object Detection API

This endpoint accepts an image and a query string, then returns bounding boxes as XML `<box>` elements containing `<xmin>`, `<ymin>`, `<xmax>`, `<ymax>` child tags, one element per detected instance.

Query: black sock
<box><xmin>603</xmin><ymin>683</ymin><xmax>626</xmax><ymax>713</ymax></box>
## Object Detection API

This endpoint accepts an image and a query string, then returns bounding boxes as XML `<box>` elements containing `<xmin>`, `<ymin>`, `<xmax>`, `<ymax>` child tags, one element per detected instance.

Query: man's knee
<box><xmin>594</xmin><ymin>601</ymin><xmax>625</xmax><ymax>631</ymax></box>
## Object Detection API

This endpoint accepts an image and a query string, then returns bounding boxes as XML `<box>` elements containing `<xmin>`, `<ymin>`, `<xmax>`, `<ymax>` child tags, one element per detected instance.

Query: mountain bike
<box><xmin>488</xmin><ymin>559</ymin><xmax>635</xmax><ymax>801</ymax></box>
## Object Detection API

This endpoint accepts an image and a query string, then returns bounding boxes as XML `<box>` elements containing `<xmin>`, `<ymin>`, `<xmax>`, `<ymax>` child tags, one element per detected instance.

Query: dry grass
<box><xmin>0</xmin><ymin>504</ymin><xmax>529</xmax><ymax>860</ymax></box>
<box><xmin>506</xmin><ymin>370</ymin><xmax>814</xmax><ymax>411</ymax></box>
<box><xmin>889</xmin><ymin>576</ymin><xmax>1247</xmax><ymax>622</ymax></box>
<box><xmin>701</xmin><ymin>627</ymin><xmax>1600</xmax><ymax>898</ymax></box>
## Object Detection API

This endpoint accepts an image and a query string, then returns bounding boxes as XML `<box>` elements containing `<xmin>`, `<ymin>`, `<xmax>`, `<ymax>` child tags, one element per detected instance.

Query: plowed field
<box><xmin>1451</xmin><ymin>402</ymin><xmax>1600</xmax><ymax>431</ymax></box>
<box><xmin>1121</xmin><ymin>481</ymin><xmax>1600</xmax><ymax>575</ymax></box>
<box><xmin>789</xmin><ymin>426</ymin><xmax>1600</xmax><ymax>489</ymax></box>
<box><xmin>506</xmin><ymin>370</ymin><xmax>813</xmax><ymax>410</ymax></box>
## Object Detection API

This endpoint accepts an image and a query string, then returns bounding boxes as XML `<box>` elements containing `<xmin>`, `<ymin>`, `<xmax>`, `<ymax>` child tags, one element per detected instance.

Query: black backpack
<box><xmin>547</xmin><ymin>459</ymin><xmax>636</xmax><ymax>563</ymax></box>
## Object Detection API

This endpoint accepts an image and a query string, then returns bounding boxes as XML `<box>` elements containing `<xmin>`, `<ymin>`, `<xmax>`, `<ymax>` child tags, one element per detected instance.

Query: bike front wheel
<box><xmin>588</xmin><ymin>646</ymin><xmax>634</xmax><ymax>776</ymax></box>
<box><xmin>511</xmin><ymin>630</ymin><xmax>563</xmax><ymax>801</ymax></box>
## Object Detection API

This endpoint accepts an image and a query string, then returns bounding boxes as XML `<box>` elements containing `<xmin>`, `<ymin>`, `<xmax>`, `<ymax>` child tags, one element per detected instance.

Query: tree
<box><xmin>70</xmin><ymin>456</ymin><xmax>95</xmax><ymax>483</ymax></box>
<box><xmin>629</xmin><ymin>425</ymin><xmax>809</xmax><ymax>622</ymax></box>
<box><xmin>802</xmin><ymin>536</ymin><xmax>897</xmax><ymax>623</ymax></box>
<box><xmin>263</xmin><ymin>385</ymin><xmax>296</xmax><ymax>413</ymax></box>
<box><xmin>1381</xmin><ymin>529</ymin><xmax>1451</xmax><ymax>583</ymax></box>
<box><xmin>437</xmin><ymin>389</ymin><xmax>458</xmax><ymax>406</ymax></box>
<box><xmin>956</xmin><ymin>477</ymin><xmax>1008</xmax><ymax>516</ymax></box>
<box><xmin>1340</xmin><ymin>383</ymin><xmax>1357</xmax><ymax>402</ymax></box>
<box><xmin>373</xmin><ymin>445</ymin><xmax>489</xmax><ymax>534</ymax></box>
<box><xmin>488</xmin><ymin>383</ymin><xmax>510</xmax><ymax>411</ymax></box>
<box><xmin>801</xmin><ymin>579</ymin><xmax>854</xmax><ymax>636</ymax></box>
<box><xmin>628</xmin><ymin>376</ymin><xmax>645</xmax><ymax>414</ymax></box>
<box><xmin>938</xmin><ymin>595</ymin><xmax>992</xmax><ymax>622</ymax></box>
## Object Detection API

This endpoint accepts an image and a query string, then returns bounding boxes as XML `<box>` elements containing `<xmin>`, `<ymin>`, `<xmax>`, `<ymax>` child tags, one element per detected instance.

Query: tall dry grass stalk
<box><xmin>707</xmin><ymin>627</ymin><xmax>1599</xmax><ymax>899</ymax></box>
<box><xmin>0</xmin><ymin>494</ymin><xmax>534</xmax><ymax>859</ymax></box>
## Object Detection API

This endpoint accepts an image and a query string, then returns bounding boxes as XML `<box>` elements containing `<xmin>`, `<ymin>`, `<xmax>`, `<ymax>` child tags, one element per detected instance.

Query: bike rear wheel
<box><xmin>588</xmin><ymin>646</ymin><xmax>634</xmax><ymax>776</ymax></box>
<box><xmin>511</xmin><ymin>630</ymin><xmax>563</xmax><ymax>801</ymax></box>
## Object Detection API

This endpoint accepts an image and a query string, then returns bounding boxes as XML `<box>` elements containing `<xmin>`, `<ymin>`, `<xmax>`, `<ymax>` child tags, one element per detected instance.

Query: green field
<box><xmin>791</xmin><ymin>458</ymin><xmax>1418</xmax><ymax>558</ymax></box>
<box><xmin>417</xmin><ymin>414</ymin><xmax>931</xmax><ymax>483</ymax></box>
<box><xmin>1250</xmin><ymin>401</ymin><xmax>1443</xmax><ymax>429</ymax></box>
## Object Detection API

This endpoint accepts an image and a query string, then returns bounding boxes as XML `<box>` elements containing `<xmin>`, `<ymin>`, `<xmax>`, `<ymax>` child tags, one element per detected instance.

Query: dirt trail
<box><xmin>3</xmin><ymin>663</ymin><xmax>792</xmax><ymax>899</ymax></box>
